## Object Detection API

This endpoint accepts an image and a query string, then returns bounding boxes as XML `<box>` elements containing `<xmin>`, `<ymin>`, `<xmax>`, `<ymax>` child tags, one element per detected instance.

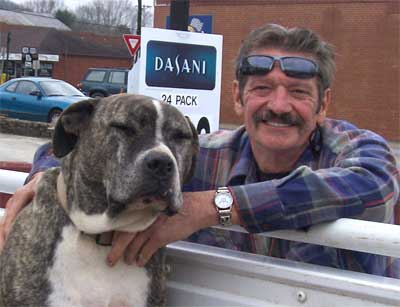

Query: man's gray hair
<box><xmin>235</xmin><ymin>23</ymin><xmax>336</xmax><ymax>102</ymax></box>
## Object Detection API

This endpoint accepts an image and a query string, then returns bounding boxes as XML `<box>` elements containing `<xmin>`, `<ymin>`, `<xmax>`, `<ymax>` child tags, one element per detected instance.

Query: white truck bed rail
<box><xmin>1</xmin><ymin>169</ymin><xmax>399</xmax><ymax>306</ymax></box>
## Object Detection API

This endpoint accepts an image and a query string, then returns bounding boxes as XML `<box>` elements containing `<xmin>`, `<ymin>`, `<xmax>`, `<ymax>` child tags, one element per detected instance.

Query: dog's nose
<box><xmin>164</xmin><ymin>206</ymin><xmax>179</xmax><ymax>216</ymax></box>
<box><xmin>144</xmin><ymin>153</ymin><xmax>174</xmax><ymax>179</ymax></box>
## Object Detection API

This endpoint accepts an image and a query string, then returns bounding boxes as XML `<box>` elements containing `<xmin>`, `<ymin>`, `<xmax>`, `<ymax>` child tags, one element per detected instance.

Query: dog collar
<box><xmin>56</xmin><ymin>172</ymin><xmax>113</xmax><ymax>246</ymax></box>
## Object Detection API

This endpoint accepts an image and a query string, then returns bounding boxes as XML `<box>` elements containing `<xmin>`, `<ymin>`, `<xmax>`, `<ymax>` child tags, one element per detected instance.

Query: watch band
<box><xmin>218</xmin><ymin>209</ymin><xmax>232</xmax><ymax>226</ymax></box>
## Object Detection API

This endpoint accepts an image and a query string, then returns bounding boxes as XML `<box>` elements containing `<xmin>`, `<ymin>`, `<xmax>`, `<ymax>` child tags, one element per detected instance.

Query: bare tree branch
<box><xmin>21</xmin><ymin>0</ymin><xmax>64</xmax><ymax>14</ymax></box>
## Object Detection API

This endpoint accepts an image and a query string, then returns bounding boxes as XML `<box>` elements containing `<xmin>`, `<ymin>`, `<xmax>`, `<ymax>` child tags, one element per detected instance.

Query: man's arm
<box><xmin>233</xmin><ymin>129</ymin><xmax>399</xmax><ymax>233</ymax></box>
<box><xmin>24</xmin><ymin>142</ymin><xmax>60</xmax><ymax>183</ymax></box>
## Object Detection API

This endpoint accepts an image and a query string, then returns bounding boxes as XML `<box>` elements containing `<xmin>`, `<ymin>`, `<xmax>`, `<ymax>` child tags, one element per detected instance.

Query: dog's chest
<box><xmin>47</xmin><ymin>225</ymin><xmax>150</xmax><ymax>307</ymax></box>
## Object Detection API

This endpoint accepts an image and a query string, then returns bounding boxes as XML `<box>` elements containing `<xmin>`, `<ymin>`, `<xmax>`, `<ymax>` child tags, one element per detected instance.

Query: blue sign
<box><xmin>166</xmin><ymin>15</ymin><xmax>213</xmax><ymax>34</ymax></box>
<box><xmin>145</xmin><ymin>40</ymin><xmax>216</xmax><ymax>90</ymax></box>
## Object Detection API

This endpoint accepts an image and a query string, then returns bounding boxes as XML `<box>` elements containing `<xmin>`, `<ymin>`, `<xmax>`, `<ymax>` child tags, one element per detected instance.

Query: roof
<box><xmin>0</xmin><ymin>9</ymin><xmax>70</xmax><ymax>31</ymax></box>
<box><xmin>0</xmin><ymin>26</ymin><xmax>131</xmax><ymax>59</ymax></box>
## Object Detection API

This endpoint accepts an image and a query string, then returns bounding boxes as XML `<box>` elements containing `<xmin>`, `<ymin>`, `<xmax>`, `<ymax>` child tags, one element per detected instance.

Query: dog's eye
<box><xmin>170</xmin><ymin>130</ymin><xmax>191</xmax><ymax>141</ymax></box>
<box><xmin>111</xmin><ymin>123</ymin><xmax>137</xmax><ymax>136</ymax></box>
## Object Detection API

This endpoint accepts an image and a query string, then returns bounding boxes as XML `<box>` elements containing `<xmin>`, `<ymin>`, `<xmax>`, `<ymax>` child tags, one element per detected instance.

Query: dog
<box><xmin>0</xmin><ymin>94</ymin><xmax>199</xmax><ymax>307</ymax></box>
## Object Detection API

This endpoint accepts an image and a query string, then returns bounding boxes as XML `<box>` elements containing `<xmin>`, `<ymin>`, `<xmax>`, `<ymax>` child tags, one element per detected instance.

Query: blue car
<box><xmin>0</xmin><ymin>77</ymin><xmax>87</xmax><ymax>123</ymax></box>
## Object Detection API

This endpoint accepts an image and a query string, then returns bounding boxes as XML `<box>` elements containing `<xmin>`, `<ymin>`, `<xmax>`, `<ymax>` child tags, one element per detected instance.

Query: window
<box><xmin>109</xmin><ymin>71</ymin><xmax>126</xmax><ymax>84</ymax></box>
<box><xmin>15</xmin><ymin>81</ymin><xmax>40</xmax><ymax>95</ymax></box>
<box><xmin>85</xmin><ymin>70</ymin><xmax>106</xmax><ymax>82</ymax></box>
<box><xmin>5</xmin><ymin>82</ymin><xmax>18</xmax><ymax>92</ymax></box>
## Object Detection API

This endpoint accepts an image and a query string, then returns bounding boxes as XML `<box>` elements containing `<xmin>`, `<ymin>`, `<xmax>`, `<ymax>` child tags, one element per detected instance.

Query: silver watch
<box><xmin>214</xmin><ymin>187</ymin><xmax>233</xmax><ymax>226</ymax></box>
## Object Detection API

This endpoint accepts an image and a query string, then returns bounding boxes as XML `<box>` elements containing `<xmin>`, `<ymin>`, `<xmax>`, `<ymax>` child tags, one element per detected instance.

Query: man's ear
<box><xmin>233</xmin><ymin>80</ymin><xmax>244</xmax><ymax>116</ymax></box>
<box><xmin>53</xmin><ymin>98</ymin><xmax>98</xmax><ymax>158</ymax></box>
<box><xmin>316</xmin><ymin>88</ymin><xmax>331</xmax><ymax>124</ymax></box>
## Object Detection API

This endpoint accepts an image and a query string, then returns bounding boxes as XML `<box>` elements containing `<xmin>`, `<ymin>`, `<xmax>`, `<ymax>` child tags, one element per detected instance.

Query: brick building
<box><xmin>154</xmin><ymin>0</ymin><xmax>399</xmax><ymax>144</ymax></box>
<box><xmin>0</xmin><ymin>24</ymin><xmax>131</xmax><ymax>87</ymax></box>
<box><xmin>0</xmin><ymin>10</ymin><xmax>131</xmax><ymax>86</ymax></box>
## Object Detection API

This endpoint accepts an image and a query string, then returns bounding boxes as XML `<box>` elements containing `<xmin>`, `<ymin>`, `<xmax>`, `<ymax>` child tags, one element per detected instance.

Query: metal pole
<box><xmin>4</xmin><ymin>32</ymin><xmax>11</xmax><ymax>81</ymax></box>
<box><xmin>0</xmin><ymin>32</ymin><xmax>3</xmax><ymax>80</ymax></box>
<box><xmin>137</xmin><ymin>0</ymin><xmax>142</xmax><ymax>35</ymax></box>
<box><xmin>170</xmin><ymin>0</ymin><xmax>189</xmax><ymax>31</ymax></box>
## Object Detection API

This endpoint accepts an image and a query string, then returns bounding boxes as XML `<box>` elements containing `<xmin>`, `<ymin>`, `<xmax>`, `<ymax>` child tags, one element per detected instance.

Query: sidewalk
<box><xmin>0</xmin><ymin>133</ymin><xmax>49</xmax><ymax>163</ymax></box>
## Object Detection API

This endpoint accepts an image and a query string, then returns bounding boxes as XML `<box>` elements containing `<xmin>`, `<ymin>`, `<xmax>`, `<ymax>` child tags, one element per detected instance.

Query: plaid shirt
<box><xmin>29</xmin><ymin>118</ymin><xmax>399</xmax><ymax>277</ymax></box>
<box><xmin>184</xmin><ymin>118</ymin><xmax>400</xmax><ymax>277</ymax></box>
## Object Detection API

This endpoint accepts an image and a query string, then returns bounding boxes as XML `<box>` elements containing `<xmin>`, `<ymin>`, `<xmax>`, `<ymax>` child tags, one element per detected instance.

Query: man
<box><xmin>1</xmin><ymin>24</ymin><xmax>399</xmax><ymax>276</ymax></box>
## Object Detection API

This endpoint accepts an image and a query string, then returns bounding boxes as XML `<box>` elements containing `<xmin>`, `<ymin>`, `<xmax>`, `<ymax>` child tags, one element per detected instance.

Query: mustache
<box><xmin>253</xmin><ymin>110</ymin><xmax>304</xmax><ymax>126</ymax></box>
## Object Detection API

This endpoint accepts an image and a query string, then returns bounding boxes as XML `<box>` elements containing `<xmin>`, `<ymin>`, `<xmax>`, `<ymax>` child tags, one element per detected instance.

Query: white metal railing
<box><xmin>165</xmin><ymin>241</ymin><xmax>400</xmax><ymax>307</ymax></box>
<box><xmin>0</xmin><ymin>169</ymin><xmax>28</xmax><ymax>194</ymax></box>
<box><xmin>0</xmin><ymin>169</ymin><xmax>399</xmax><ymax>258</ymax></box>
<box><xmin>217</xmin><ymin>219</ymin><xmax>400</xmax><ymax>258</ymax></box>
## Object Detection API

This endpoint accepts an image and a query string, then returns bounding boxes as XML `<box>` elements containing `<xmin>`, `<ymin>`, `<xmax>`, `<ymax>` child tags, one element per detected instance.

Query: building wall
<box><xmin>52</xmin><ymin>55</ymin><xmax>131</xmax><ymax>87</ymax></box>
<box><xmin>154</xmin><ymin>0</ymin><xmax>399</xmax><ymax>142</ymax></box>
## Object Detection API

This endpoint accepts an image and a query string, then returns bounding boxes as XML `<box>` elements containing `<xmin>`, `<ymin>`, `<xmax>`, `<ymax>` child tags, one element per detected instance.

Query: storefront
<box><xmin>0</xmin><ymin>53</ymin><xmax>59</xmax><ymax>81</ymax></box>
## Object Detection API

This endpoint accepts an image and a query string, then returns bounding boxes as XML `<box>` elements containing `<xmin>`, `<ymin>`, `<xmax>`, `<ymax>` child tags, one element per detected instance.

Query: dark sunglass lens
<box><xmin>282</xmin><ymin>58</ymin><xmax>318</xmax><ymax>78</ymax></box>
<box><xmin>240</xmin><ymin>56</ymin><xmax>273</xmax><ymax>75</ymax></box>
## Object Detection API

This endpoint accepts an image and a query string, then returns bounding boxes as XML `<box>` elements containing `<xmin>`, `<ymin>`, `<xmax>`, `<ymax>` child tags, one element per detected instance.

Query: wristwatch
<box><xmin>214</xmin><ymin>187</ymin><xmax>233</xmax><ymax>226</ymax></box>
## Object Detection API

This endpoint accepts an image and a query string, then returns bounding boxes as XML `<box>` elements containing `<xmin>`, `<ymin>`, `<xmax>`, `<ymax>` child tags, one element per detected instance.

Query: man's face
<box><xmin>234</xmin><ymin>48</ymin><xmax>330</xmax><ymax>158</ymax></box>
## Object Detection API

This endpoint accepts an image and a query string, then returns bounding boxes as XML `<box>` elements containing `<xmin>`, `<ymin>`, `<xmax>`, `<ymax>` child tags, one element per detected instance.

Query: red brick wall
<box><xmin>52</xmin><ymin>55</ymin><xmax>131</xmax><ymax>87</ymax></box>
<box><xmin>154</xmin><ymin>0</ymin><xmax>400</xmax><ymax>141</ymax></box>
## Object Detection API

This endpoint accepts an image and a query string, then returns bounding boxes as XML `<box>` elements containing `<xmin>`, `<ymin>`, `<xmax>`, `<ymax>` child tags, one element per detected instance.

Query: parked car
<box><xmin>0</xmin><ymin>77</ymin><xmax>86</xmax><ymax>123</ymax></box>
<box><xmin>77</xmin><ymin>68</ymin><xmax>128</xmax><ymax>98</ymax></box>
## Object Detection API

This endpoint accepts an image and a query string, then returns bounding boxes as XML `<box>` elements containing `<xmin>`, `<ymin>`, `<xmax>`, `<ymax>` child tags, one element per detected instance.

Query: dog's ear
<box><xmin>183</xmin><ymin>116</ymin><xmax>199</xmax><ymax>184</ymax></box>
<box><xmin>53</xmin><ymin>98</ymin><xmax>98</xmax><ymax>158</ymax></box>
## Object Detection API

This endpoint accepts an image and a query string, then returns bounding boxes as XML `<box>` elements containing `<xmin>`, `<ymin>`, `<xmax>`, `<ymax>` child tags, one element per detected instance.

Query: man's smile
<box><xmin>263</xmin><ymin>120</ymin><xmax>293</xmax><ymax>127</ymax></box>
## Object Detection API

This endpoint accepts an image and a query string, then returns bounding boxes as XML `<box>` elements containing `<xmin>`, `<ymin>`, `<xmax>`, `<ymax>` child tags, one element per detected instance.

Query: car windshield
<box><xmin>39</xmin><ymin>81</ymin><xmax>85</xmax><ymax>97</ymax></box>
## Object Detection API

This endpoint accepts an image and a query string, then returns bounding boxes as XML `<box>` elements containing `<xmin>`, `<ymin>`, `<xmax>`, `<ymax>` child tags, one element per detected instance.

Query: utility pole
<box><xmin>137</xmin><ymin>0</ymin><xmax>142</xmax><ymax>35</ymax></box>
<box><xmin>0</xmin><ymin>32</ymin><xmax>3</xmax><ymax>82</ymax></box>
<box><xmin>170</xmin><ymin>0</ymin><xmax>189</xmax><ymax>31</ymax></box>
<box><xmin>4</xmin><ymin>32</ymin><xmax>11</xmax><ymax>81</ymax></box>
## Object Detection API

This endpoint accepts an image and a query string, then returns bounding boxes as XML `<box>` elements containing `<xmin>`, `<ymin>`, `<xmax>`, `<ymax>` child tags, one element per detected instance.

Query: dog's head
<box><xmin>53</xmin><ymin>94</ymin><xmax>198</xmax><ymax>233</ymax></box>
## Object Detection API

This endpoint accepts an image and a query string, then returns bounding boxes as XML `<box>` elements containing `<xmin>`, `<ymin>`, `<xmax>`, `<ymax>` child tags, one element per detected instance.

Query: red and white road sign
<box><xmin>123</xmin><ymin>34</ymin><xmax>141</xmax><ymax>57</ymax></box>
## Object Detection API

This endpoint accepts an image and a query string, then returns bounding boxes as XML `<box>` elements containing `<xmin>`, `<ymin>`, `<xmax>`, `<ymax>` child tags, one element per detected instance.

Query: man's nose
<box><xmin>268</xmin><ymin>85</ymin><xmax>292</xmax><ymax>114</ymax></box>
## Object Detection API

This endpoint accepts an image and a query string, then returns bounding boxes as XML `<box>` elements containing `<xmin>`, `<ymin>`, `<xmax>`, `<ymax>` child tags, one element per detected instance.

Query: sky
<box><xmin>12</xmin><ymin>0</ymin><xmax>154</xmax><ymax>11</ymax></box>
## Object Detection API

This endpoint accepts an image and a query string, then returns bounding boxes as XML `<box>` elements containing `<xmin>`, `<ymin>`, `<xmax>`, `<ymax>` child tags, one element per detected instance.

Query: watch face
<box><xmin>215</xmin><ymin>193</ymin><xmax>233</xmax><ymax>209</ymax></box>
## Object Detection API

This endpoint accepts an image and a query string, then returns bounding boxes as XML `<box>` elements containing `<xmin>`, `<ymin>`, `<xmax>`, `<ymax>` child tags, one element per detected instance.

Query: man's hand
<box><xmin>107</xmin><ymin>190</ymin><xmax>218</xmax><ymax>267</ymax></box>
<box><xmin>0</xmin><ymin>172</ymin><xmax>43</xmax><ymax>251</ymax></box>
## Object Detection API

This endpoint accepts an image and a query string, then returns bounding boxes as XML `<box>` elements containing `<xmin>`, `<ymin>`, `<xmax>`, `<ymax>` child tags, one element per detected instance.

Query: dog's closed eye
<box><xmin>110</xmin><ymin>122</ymin><xmax>137</xmax><ymax>136</ymax></box>
<box><xmin>170</xmin><ymin>129</ymin><xmax>192</xmax><ymax>142</ymax></box>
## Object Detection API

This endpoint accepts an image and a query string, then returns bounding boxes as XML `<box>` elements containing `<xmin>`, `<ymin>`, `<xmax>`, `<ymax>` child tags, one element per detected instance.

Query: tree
<box><xmin>21</xmin><ymin>0</ymin><xmax>64</xmax><ymax>14</ymax></box>
<box><xmin>75</xmin><ymin>0</ymin><xmax>134</xmax><ymax>30</ymax></box>
<box><xmin>0</xmin><ymin>0</ymin><xmax>22</xmax><ymax>10</ymax></box>
<box><xmin>55</xmin><ymin>9</ymin><xmax>76</xmax><ymax>28</ymax></box>
<box><xmin>73</xmin><ymin>0</ymin><xmax>152</xmax><ymax>36</ymax></box>
<box><xmin>131</xmin><ymin>5</ymin><xmax>153</xmax><ymax>34</ymax></box>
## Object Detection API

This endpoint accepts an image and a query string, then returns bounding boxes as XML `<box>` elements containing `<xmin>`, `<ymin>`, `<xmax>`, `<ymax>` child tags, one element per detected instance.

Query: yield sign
<box><xmin>123</xmin><ymin>34</ymin><xmax>141</xmax><ymax>57</ymax></box>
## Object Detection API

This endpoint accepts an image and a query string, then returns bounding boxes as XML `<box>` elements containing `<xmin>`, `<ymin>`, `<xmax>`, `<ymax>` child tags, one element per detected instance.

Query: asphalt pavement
<box><xmin>0</xmin><ymin>133</ymin><xmax>49</xmax><ymax>163</ymax></box>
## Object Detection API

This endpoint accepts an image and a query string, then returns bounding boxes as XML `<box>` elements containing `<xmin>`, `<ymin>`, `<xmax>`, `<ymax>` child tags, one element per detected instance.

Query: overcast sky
<box><xmin>12</xmin><ymin>0</ymin><xmax>154</xmax><ymax>10</ymax></box>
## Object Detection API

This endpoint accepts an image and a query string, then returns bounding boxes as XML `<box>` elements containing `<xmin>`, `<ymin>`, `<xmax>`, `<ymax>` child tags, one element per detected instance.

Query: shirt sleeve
<box><xmin>231</xmin><ymin>130</ymin><xmax>400</xmax><ymax>233</ymax></box>
<box><xmin>25</xmin><ymin>142</ymin><xmax>61</xmax><ymax>183</ymax></box>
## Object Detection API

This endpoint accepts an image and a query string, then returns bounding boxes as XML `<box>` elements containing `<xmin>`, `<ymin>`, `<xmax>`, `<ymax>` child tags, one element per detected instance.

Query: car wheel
<box><xmin>91</xmin><ymin>92</ymin><xmax>105</xmax><ymax>98</ymax></box>
<box><xmin>48</xmin><ymin>109</ymin><xmax>62</xmax><ymax>125</ymax></box>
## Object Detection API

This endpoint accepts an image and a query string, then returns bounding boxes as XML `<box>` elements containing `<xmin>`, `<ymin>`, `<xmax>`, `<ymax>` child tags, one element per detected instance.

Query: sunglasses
<box><xmin>238</xmin><ymin>55</ymin><xmax>319</xmax><ymax>79</ymax></box>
